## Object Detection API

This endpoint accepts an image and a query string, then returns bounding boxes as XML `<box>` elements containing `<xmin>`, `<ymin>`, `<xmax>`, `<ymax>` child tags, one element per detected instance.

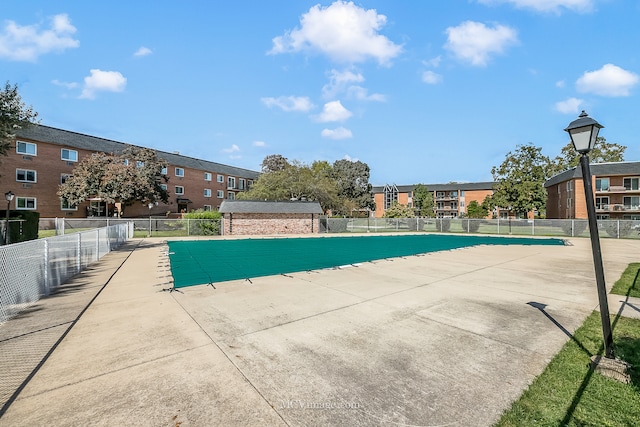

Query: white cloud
<box><xmin>322</xmin><ymin>69</ymin><xmax>385</xmax><ymax>101</ymax></box>
<box><xmin>322</xmin><ymin>127</ymin><xmax>353</xmax><ymax>139</ymax></box>
<box><xmin>422</xmin><ymin>71</ymin><xmax>443</xmax><ymax>84</ymax></box>
<box><xmin>261</xmin><ymin>96</ymin><xmax>315</xmax><ymax>112</ymax></box>
<box><xmin>268</xmin><ymin>1</ymin><xmax>402</xmax><ymax>65</ymax></box>
<box><xmin>423</xmin><ymin>56</ymin><xmax>442</xmax><ymax>68</ymax></box>
<box><xmin>253</xmin><ymin>140</ymin><xmax>266</xmax><ymax>147</ymax></box>
<box><xmin>134</xmin><ymin>46</ymin><xmax>152</xmax><ymax>57</ymax></box>
<box><xmin>0</xmin><ymin>13</ymin><xmax>79</xmax><ymax>62</ymax></box>
<box><xmin>314</xmin><ymin>101</ymin><xmax>353</xmax><ymax>123</ymax></box>
<box><xmin>444</xmin><ymin>21</ymin><xmax>518</xmax><ymax>66</ymax></box>
<box><xmin>79</xmin><ymin>69</ymin><xmax>127</xmax><ymax>99</ymax></box>
<box><xmin>576</xmin><ymin>64</ymin><xmax>639</xmax><ymax>97</ymax></box>
<box><xmin>342</xmin><ymin>154</ymin><xmax>359</xmax><ymax>161</ymax></box>
<box><xmin>556</xmin><ymin>80</ymin><xmax>566</xmax><ymax>88</ymax></box>
<box><xmin>222</xmin><ymin>144</ymin><xmax>240</xmax><ymax>153</ymax></box>
<box><xmin>555</xmin><ymin>97</ymin><xmax>583</xmax><ymax>114</ymax></box>
<box><xmin>51</xmin><ymin>79</ymin><xmax>78</xmax><ymax>89</ymax></box>
<box><xmin>477</xmin><ymin>0</ymin><xmax>594</xmax><ymax>13</ymax></box>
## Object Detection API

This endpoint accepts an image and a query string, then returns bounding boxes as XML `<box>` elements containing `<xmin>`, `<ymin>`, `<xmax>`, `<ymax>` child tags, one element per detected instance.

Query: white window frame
<box><xmin>596</xmin><ymin>178</ymin><xmax>610</xmax><ymax>192</ymax></box>
<box><xmin>136</xmin><ymin>161</ymin><xmax>145</xmax><ymax>168</ymax></box>
<box><xmin>217</xmin><ymin>174</ymin><xmax>224</xmax><ymax>183</ymax></box>
<box><xmin>227</xmin><ymin>191</ymin><xmax>235</xmax><ymax>200</ymax></box>
<box><xmin>161</xmin><ymin>167</ymin><xmax>168</xmax><ymax>175</ymax></box>
<box><xmin>16</xmin><ymin>169</ymin><xmax>37</xmax><ymax>183</ymax></box>
<box><xmin>16</xmin><ymin>141</ymin><xmax>37</xmax><ymax>156</ymax></box>
<box><xmin>239</xmin><ymin>178</ymin><xmax>246</xmax><ymax>190</ymax></box>
<box><xmin>204</xmin><ymin>205</ymin><xmax>212</xmax><ymax>211</ymax></box>
<box><xmin>204</xmin><ymin>172</ymin><xmax>212</xmax><ymax>181</ymax></box>
<box><xmin>160</xmin><ymin>184</ymin><xmax>168</xmax><ymax>191</ymax></box>
<box><xmin>175</xmin><ymin>167</ymin><xmax>185</xmax><ymax>177</ymax></box>
<box><xmin>227</xmin><ymin>176</ymin><xmax>236</xmax><ymax>189</ymax></box>
<box><xmin>217</xmin><ymin>190</ymin><xmax>224</xmax><ymax>198</ymax></box>
<box><xmin>204</xmin><ymin>188</ymin><xmax>212</xmax><ymax>197</ymax></box>
<box><xmin>60</xmin><ymin>174</ymin><xmax>71</xmax><ymax>184</ymax></box>
<box><xmin>16</xmin><ymin>196</ymin><xmax>37</xmax><ymax>210</ymax></box>
<box><xmin>61</xmin><ymin>148</ymin><xmax>78</xmax><ymax>162</ymax></box>
<box><xmin>623</xmin><ymin>177</ymin><xmax>640</xmax><ymax>191</ymax></box>
<box><xmin>61</xmin><ymin>198</ymin><xmax>78</xmax><ymax>211</ymax></box>
<box><xmin>175</xmin><ymin>186</ymin><xmax>184</xmax><ymax>195</ymax></box>
<box><xmin>595</xmin><ymin>196</ymin><xmax>609</xmax><ymax>210</ymax></box>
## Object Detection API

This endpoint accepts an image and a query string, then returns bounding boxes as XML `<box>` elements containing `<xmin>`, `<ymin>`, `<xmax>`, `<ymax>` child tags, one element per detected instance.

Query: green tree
<box><xmin>466</xmin><ymin>200</ymin><xmax>488</xmax><ymax>218</ymax></box>
<box><xmin>412</xmin><ymin>184</ymin><xmax>434</xmax><ymax>217</ymax></box>
<box><xmin>331</xmin><ymin>159</ymin><xmax>375</xmax><ymax>215</ymax></box>
<box><xmin>1</xmin><ymin>81</ymin><xmax>40</xmax><ymax>157</ymax></box>
<box><xmin>58</xmin><ymin>146</ymin><xmax>168</xmax><ymax>208</ymax></box>
<box><xmin>383</xmin><ymin>202</ymin><xmax>415</xmax><ymax>218</ymax></box>
<box><xmin>239</xmin><ymin>157</ymin><xmax>339</xmax><ymax>211</ymax></box>
<box><xmin>549</xmin><ymin>136</ymin><xmax>626</xmax><ymax>176</ymax></box>
<box><xmin>488</xmin><ymin>144</ymin><xmax>549</xmax><ymax>217</ymax></box>
<box><xmin>261</xmin><ymin>154</ymin><xmax>290</xmax><ymax>173</ymax></box>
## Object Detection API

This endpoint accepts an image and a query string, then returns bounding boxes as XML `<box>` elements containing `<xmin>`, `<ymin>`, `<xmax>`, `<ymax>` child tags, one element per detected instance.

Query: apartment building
<box><xmin>372</xmin><ymin>182</ymin><xmax>496</xmax><ymax>218</ymax></box>
<box><xmin>545</xmin><ymin>161</ymin><xmax>640</xmax><ymax>220</ymax></box>
<box><xmin>1</xmin><ymin>125</ymin><xmax>260</xmax><ymax>218</ymax></box>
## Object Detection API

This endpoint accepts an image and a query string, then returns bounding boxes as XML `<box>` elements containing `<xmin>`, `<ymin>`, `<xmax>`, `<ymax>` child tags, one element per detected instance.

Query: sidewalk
<box><xmin>0</xmin><ymin>237</ymin><xmax>639</xmax><ymax>426</ymax></box>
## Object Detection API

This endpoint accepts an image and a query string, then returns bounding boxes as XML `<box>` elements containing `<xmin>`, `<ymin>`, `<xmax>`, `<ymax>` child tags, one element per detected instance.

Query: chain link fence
<box><xmin>0</xmin><ymin>222</ymin><xmax>132</xmax><ymax>324</ymax></box>
<box><xmin>319</xmin><ymin>217</ymin><xmax>640</xmax><ymax>239</ymax></box>
<box><xmin>40</xmin><ymin>217</ymin><xmax>222</xmax><ymax>238</ymax></box>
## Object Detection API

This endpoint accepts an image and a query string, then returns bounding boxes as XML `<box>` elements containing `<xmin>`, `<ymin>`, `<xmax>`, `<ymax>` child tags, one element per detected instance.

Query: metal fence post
<box><xmin>43</xmin><ymin>239</ymin><xmax>50</xmax><ymax>296</ymax></box>
<box><xmin>77</xmin><ymin>233</ymin><xmax>82</xmax><ymax>272</ymax></box>
<box><xmin>532</xmin><ymin>220</ymin><xmax>535</xmax><ymax>236</ymax></box>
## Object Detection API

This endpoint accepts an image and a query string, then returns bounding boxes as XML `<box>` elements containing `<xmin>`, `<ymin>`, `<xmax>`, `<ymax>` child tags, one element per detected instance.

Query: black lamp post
<box><xmin>4</xmin><ymin>191</ymin><xmax>14</xmax><ymax>245</ymax></box>
<box><xmin>564</xmin><ymin>110</ymin><xmax>614</xmax><ymax>359</ymax></box>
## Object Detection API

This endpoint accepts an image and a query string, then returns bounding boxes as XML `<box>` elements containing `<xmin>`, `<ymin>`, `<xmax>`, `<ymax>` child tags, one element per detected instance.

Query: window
<box><xmin>247</xmin><ymin>180</ymin><xmax>253</xmax><ymax>189</ymax></box>
<box><xmin>450</xmin><ymin>202</ymin><xmax>458</xmax><ymax>209</ymax></box>
<box><xmin>175</xmin><ymin>186</ymin><xmax>184</xmax><ymax>195</ymax></box>
<box><xmin>217</xmin><ymin>190</ymin><xmax>224</xmax><ymax>198</ymax></box>
<box><xmin>567</xmin><ymin>198</ymin><xmax>573</xmax><ymax>208</ymax></box>
<box><xmin>61</xmin><ymin>198</ymin><xmax>77</xmax><ymax>211</ymax></box>
<box><xmin>16</xmin><ymin>141</ymin><xmax>37</xmax><ymax>155</ymax></box>
<box><xmin>384</xmin><ymin>184</ymin><xmax>398</xmax><ymax>210</ymax></box>
<box><xmin>204</xmin><ymin>172</ymin><xmax>212</xmax><ymax>181</ymax></box>
<box><xmin>227</xmin><ymin>192</ymin><xmax>235</xmax><ymax>200</ymax></box>
<box><xmin>136</xmin><ymin>161</ymin><xmax>145</xmax><ymax>168</ymax></box>
<box><xmin>161</xmin><ymin>167</ymin><xmax>168</xmax><ymax>175</ymax></box>
<box><xmin>450</xmin><ymin>191</ymin><xmax>458</xmax><ymax>199</ymax></box>
<box><xmin>623</xmin><ymin>214</ymin><xmax>640</xmax><ymax>220</ymax></box>
<box><xmin>595</xmin><ymin>178</ymin><xmax>610</xmax><ymax>192</ymax></box>
<box><xmin>623</xmin><ymin>196</ymin><xmax>640</xmax><ymax>210</ymax></box>
<box><xmin>175</xmin><ymin>168</ymin><xmax>184</xmax><ymax>177</ymax></box>
<box><xmin>160</xmin><ymin>184</ymin><xmax>168</xmax><ymax>191</ymax></box>
<box><xmin>204</xmin><ymin>205</ymin><xmax>212</xmax><ymax>211</ymax></box>
<box><xmin>460</xmin><ymin>200</ymin><xmax>465</xmax><ymax>208</ymax></box>
<box><xmin>123</xmin><ymin>159</ymin><xmax>129</xmax><ymax>166</ymax></box>
<box><xmin>61</xmin><ymin>149</ymin><xmax>78</xmax><ymax>162</ymax></box>
<box><xmin>217</xmin><ymin>174</ymin><xmax>224</xmax><ymax>183</ymax></box>
<box><xmin>597</xmin><ymin>214</ymin><xmax>610</xmax><ymax>220</ymax></box>
<box><xmin>239</xmin><ymin>178</ymin><xmax>246</xmax><ymax>190</ymax></box>
<box><xmin>60</xmin><ymin>174</ymin><xmax>71</xmax><ymax>184</ymax></box>
<box><xmin>204</xmin><ymin>189</ymin><xmax>212</xmax><ymax>197</ymax></box>
<box><xmin>16</xmin><ymin>169</ymin><xmax>36</xmax><ymax>182</ymax></box>
<box><xmin>623</xmin><ymin>177</ymin><xmax>639</xmax><ymax>191</ymax></box>
<box><xmin>566</xmin><ymin>180</ymin><xmax>573</xmax><ymax>191</ymax></box>
<box><xmin>228</xmin><ymin>176</ymin><xmax>236</xmax><ymax>189</ymax></box>
<box><xmin>596</xmin><ymin>196</ymin><xmax>609</xmax><ymax>210</ymax></box>
<box><xmin>436</xmin><ymin>191</ymin><xmax>445</xmax><ymax>199</ymax></box>
<box><xmin>16</xmin><ymin>197</ymin><xmax>36</xmax><ymax>210</ymax></box>
<box><xmin>460</xmin><ymin>190</ymin><xmax>465</xmax><ymax>197</ymax></box>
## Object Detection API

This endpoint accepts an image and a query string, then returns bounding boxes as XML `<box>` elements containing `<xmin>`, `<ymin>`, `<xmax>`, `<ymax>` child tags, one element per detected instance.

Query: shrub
<box><xmin>461</xmin><ymin>219</ymin><xmax>481</xmax><ymax>233</ymax></box>
<box><xmin>602</xmin><ymin>221</ymin><xmax>634</xmax><ymax>238</ymax></box>
<box><xmin>182</xmin><ymin>209</ymin><xmax>222</xmax><ymax>235</ymax></box>
<box><xmin>560</xmin><ymin>220</ymin><xmax>588</xmax><ymax>236</ymax></box>
<box><xmin>437</xmin><ymin>218</ymin><xmax>451</xmax><ymax>232</ymax></box>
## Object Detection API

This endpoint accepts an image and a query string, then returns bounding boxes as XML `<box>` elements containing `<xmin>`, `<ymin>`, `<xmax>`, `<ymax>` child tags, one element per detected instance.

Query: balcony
<box><xmin>596</xmin><ymin>204</ymin><xmax>640</xmax><ymax>212</ymax></box>
<box><xmin>596</xmin><ymin>185</ymin><xmax>640</xmax><ymax>194</ymax></box>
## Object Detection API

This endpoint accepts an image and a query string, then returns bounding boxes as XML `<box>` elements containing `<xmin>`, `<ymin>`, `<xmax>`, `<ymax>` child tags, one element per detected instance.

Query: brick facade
<box><xmin>223</xmin><ymin>213</ymin><xmax>319</xmax><ymax>235</ymax></box>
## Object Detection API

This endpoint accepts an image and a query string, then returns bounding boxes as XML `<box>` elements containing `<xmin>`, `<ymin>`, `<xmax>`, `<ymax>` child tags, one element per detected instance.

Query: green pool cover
<box><xmin>167</xmin><ymin>234</ymin><xmax>565</xmax><ymax>288</ymax></box>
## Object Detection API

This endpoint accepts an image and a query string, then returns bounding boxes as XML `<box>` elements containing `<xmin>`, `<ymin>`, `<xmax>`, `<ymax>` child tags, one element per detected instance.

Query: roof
<box><xmin>372</xmin><ymin>181</ymin><xmax>496</xmax><ymax>194</ymax></box>
<box><xmin>219</xmin><ymin>200</ymin><xmax>324</xmax><ymax>214</ymax></box>
<box><xmin>544</xmin><ymin>161</ymin><xmax>640</xmax><ymax>188</ymax></box>
<box><xmin>14</xmin><ymin>124</ymin><xmax>260</xmax><ymax>179</ymax></box>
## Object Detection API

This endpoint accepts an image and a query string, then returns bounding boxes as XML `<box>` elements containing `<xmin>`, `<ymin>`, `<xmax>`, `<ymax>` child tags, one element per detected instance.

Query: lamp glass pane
<box><xmin>569</xmin><ymin>125</ymin><xmax>593</xmax><ymax>152</ymax></box>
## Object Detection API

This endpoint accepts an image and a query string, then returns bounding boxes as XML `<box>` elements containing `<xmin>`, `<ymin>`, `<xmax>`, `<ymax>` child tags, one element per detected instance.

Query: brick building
<box><xmin>219</xmin><ymin>200</ymin><xmax>323</xmax><ymax>235</ymax></box>
<box><xmin>1</xmin><ymin>125</ymin><xmax>260</xmax><ymax>218</ymax></box>
<box><xmin>544</xmin><ymin>161</ymin><xmax>640</xmax><ymax>220</ymax></box>
<box><xmin>372</xmin><ymin>182</ymin><xmax>497</xmax><ymax>218</ymax></box>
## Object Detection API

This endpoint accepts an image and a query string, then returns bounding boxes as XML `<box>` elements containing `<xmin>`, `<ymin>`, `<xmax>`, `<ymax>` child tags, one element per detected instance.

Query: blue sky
<box><xmin>2</xmin><ymin>1</ymin><xmax>639</xmax><ymax>185</ymax></box>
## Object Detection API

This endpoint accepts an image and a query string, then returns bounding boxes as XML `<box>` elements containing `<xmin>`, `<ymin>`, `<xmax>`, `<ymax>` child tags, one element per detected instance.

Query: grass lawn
<box><xmin>496</xmin><ymin>266</ymin><xmax>640</xmax><ymax>426</ymax></box>
<box><xmin>610</xmin><ymin>263</ymin><xmax>640</xmax><ymax>299</ymax></box>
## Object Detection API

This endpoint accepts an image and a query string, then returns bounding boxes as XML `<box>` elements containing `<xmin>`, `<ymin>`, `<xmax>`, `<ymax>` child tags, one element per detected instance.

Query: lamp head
<box><xmin>564</xmin><ymin>110</ymin><xmax>603</xmax><ymax>154</ymax></box>
<box><xmin>5</xmin><ymin>191</ymin><xmax>14</xmax><ymax>202</ymax></box>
